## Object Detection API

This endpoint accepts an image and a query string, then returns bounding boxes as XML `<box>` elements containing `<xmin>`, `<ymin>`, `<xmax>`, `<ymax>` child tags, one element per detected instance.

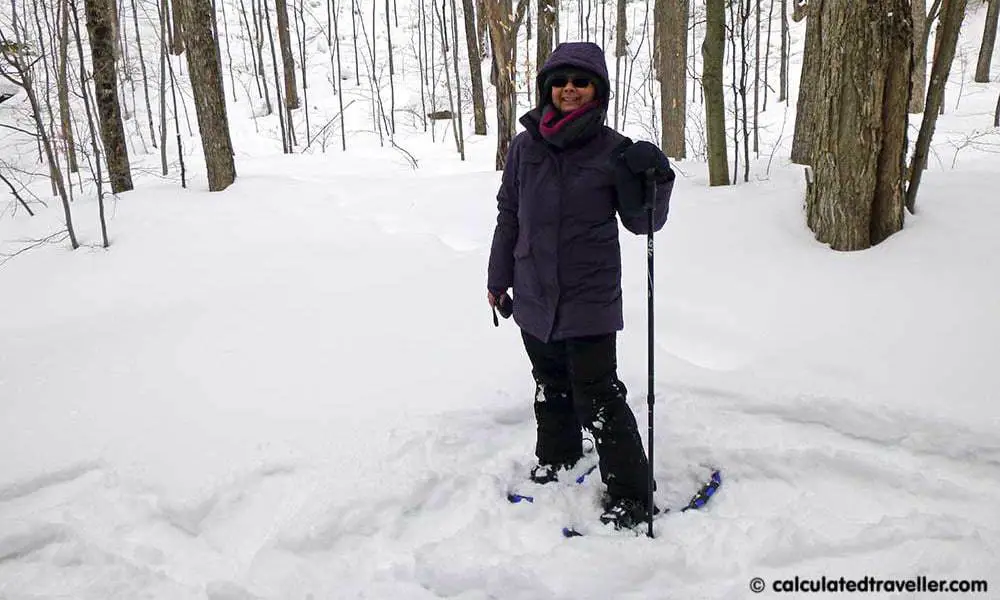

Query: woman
<box><xmin>487</xmin><ymin>41</ymin><xmax>674</xmax><ymax>529</ymax></box>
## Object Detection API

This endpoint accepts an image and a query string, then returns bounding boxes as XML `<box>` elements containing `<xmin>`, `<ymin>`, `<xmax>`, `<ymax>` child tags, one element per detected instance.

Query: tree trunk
<box><xmin>170</xmin><ymin>0</ymin><xmax>184</xmax><ymax>54</ymax></box>
<box><xmin>790</xmin><ymin>0</ymin><xmax>819</xmax><ymax>164</ymax></box>
<box><xmin>2</xmin><ymin>17</ymin><xmax>77</xmax><ymax>243</ymax></box>
<box><xmin>910</xmin><ymin>0</ymin><xmax>927</xmax><ymax>111</ymax></box>
<box><xmin>484</xmin><ymin>0</ymin><xmax>528</xmax><ymax>169</ymax></box>
<box><xmin>537</xmin><ymin>0</ymin><xmax>556</xmax><ymax>67</ymax></box>
<box><xmin>659</xmin><ymin>0</ymin><xmax>687</xmax><ymax>159</ymax></box>
<box><xmin>975</xmin><ymin>0</ymin><xmax>999</xmax><ymax>82</ymax></box>
<box><xmin>702</xmin><ymin>0</ymin><xmax>729</xmax><ymax>186</ymax></box>
<box><xmin>462</xmin><ymin>0</ymin><xmax>488</xmax><ymax>134</ymax></box>
<box><xmin>84</xmin><ymin>0</ymin><xmax>134</xmax><ymax>192</ymax></box>
<box><xmin>613</xmin><ymin>0</ymin><xmax>627</xmax><ymax>127</ymax></box>
<box><xmin>994</xmin><ymin>91</ymin><xmax>999</xmax><ymax>126</ymax></box>
<box><xmin>906</xmin><ymin>0</ymin><xmax>967</xmax><ymax>213</ymax></box>
<box><xmin>274</xmin><ymin>0</ymin><xmax>300</xmax><ymax>109</ymax></box>
<box><xmin>805</xmin><ymin>0</ymin><xmax>912</xmax><ymax>251</ymax></box>
<box><xmin>181</xmin><ymin>0</ymin><xmax>237</xmax><ymax>190</ymax></box>
<box><xmin>449</xmin><ymin>0</ymin><xmax>466</xmax><ymax>156</ymax></box>
<box><xmin>58</xmin><ymin>0</ymin><xmax>78</xmax><ymax>172</ymax></box>
<box><xmin>130</xmin><ymin>0</ymin><xmax>158</xmax><ymax>146</ymax></box>
<box><xmin>780</xmin><ymin>0</ymin><xmax>788</xmax><ymax>102</ymax></box>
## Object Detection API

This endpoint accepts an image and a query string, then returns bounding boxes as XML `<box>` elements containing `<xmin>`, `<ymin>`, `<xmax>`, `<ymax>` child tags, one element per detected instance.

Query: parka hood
<box><xmin>536</xmin><ymin>42</ymin><xmax>610</xmax><ymax>108</ymax></box>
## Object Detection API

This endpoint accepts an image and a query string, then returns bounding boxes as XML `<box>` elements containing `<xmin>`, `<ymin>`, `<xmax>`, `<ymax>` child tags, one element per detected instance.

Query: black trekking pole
<box><xmin>644</xmin><ymin>169</ymin><xmax>656</xmax><ymax>539</ymax></box>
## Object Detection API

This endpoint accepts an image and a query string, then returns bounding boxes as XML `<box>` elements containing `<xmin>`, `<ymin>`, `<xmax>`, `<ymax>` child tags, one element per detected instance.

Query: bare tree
<box><xmin>537</xmin><ymin>0</ymin><xmax>556</xmax><ymax>67</ymax></box>
<box><xmin>169</xmin><ymin>0</ymin><xmax>184</xmax><ymax>54</ymax></box>
<box><xmin>702</xmin><ymin>0</ymin><xmax>729</xmax><ymax>185</ymax></box>
<box><xmin>85</xmin><ymin>0</ymin><xmax>134</xmax><ymax>192</ymax></box>
<box><xmin>57</xmin><ymin>0</ymin><xmax>79</xmax><ymax>172</ymax></box>
<box><xmin>613</xmin><ymin>0</ymin><xmax>626</xmax><ymax>128</ymax></box>
<box><xmin>71</xmin><ymin>0</ymin><xmax>111</xmax><ymax>243</ymax></box>
<box><xmin>462</xmin><ymin>0</ymin><xmax>487</xmax><ymax>134</ymax></box>
<box><xmin>0</xmin><ymin>29</ymin><xmax>78</xmax><ymax>248</ymax></box>
<box><xmin>805</xmin><ymin>0</ymin><xmax>912</xmax><ymax>250</ymax></box>
<box><xmin>327</xmin><ymin>0</ymin><xmax>346</xmax><ymax>149</ymax></box>
<box><xmin>779</xmin><ymin>0</ymin><xmax>788</xmax><ymax>102</ymax></box>
<box><xmin>906</xmin><ymin>0</ymin><xmax>967</xmax><ymax>212</ymax></box>
<box><xmin>484</xmin><ymin>0</ymin><xmax>528</xmax><ymax>169</ymax></box>
<box><xmin>181</xmin><ymin>0</ymin><xmax>236</xmax><ymax>190</ymax></box>
<box><xmin>295</xmin><ymin>0</ymin><xmax>309</xmax><ymax>143</ymax></box>
<box><xmin>910</xmin><ymin>0</ymin><xmax>927</xmax><ymax>112</ymax></box>
<box><xmin>385</xmin><ymin>0</ymin><xmax>396</xmax><ymax>133</ymax></box>
<box><xmin>976</xmin><ymin>0</ymin><xmax>999</xmax><ymax>82</ymax></box>
<box><xmin>265</xmin><ymin>0</ymin><xmax>290</xmax><ymax>150</ymax></box>
<box><xmin>129</xmin><ymin>0</ymin><xmax>158</xmax><ymax>145</ymax></box>
<box><xmin>449</xmin><ymin>0</ymin><xmax>466</xmax><ymax>156</ymax></box>
<box><xmin>658</xmin><ymin>0</ymin><xmax>687</xmax><ymax>159</ymax></box>
<box><xmin>274</xmin><ymin>0</ymin><xmax>300</xmax><ymax>109</ymax></box>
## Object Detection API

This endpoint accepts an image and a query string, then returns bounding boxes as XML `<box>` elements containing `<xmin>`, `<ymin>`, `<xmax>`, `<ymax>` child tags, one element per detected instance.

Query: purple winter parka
<box><xmin>487</xmin><ymin>42</ymin><xmax>672</xmax><ymax>343</ymax></box>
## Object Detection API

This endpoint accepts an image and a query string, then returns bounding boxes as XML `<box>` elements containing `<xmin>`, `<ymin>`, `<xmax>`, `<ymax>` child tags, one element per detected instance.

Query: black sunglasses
<box><xmin>549</xmin><ymin>75</ymin><xmax>594</xmax><ymax>89</ymax></box>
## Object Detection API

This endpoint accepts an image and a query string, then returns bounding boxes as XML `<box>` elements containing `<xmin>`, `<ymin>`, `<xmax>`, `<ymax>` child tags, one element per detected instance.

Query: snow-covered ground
<box><xmin>1</xmin><ymin>2</ymin><xmax>999</xmax><ymax>598</ymax></box>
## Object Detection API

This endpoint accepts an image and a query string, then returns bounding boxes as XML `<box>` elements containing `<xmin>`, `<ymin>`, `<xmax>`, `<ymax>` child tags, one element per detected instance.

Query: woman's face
<box><xmin>550</xmin><ymin>73</ymin><xmax>596</xmax><ymax>113</ymax></box>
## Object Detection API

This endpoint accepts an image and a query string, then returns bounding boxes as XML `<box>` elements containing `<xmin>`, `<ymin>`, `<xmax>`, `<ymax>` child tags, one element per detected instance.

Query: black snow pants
<box><xmin>521</xmin><ymin>330</ymin><xmax>650</xmax><ymax>502</ymax></box>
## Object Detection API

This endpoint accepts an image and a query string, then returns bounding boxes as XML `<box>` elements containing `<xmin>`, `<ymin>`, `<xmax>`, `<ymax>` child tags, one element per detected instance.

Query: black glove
<box><xmin>614</xmin><ymin>141</ymin><xmax>673</xmax><ymax>216</ymax></box>
<box><xmin>620</xmin><ymin>141</ymin><xmax>673</xmax><ymax>181</ymax></box>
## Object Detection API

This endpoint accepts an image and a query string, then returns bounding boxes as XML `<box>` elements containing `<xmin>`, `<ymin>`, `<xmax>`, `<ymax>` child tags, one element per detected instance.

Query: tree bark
<box><xmin>169</xmin><ymin>0</ymin><xmax>184</xmax><ymax>54</ymax></box>
<box><xmin>484</xmin><ymin>0</ymin><xmax>528</xmax><ymax>169</ymax></box>
<box><xmin>805</xmin><ymin>0</ymin><xmax>912</xmax><ymax>251</ymax></box>
<box><xmin>462</xmin><ymin>0</ymin><xmax>487</xmax><ymax>134</ymax></box>
<box><xmin>181</xmin><ymin>0</ymin><xmax>236</xmax><ymax>190</ymax></box>
<box><xmin>790</xmin><ymin>0</ymin><xmax>819</xmax><ymax>164</ymax></box>
<box><xmin>702</xmin><ymin>0</ymin><xmax>729</xmax><ymax>186</ymax></box>
<box><xmin>906</xmin><ymin>0</ymin><xmax>967</xmax><ymax>213</ymax></box>
<box><xmin>537</xmin><ymin>0</ymin><xmax>556</xmax><ymax>67</ymax></box>
<box><xmin>975</xmin><ymin>0</ymin><xmax>999</xmax><ymax>82</ymax></box>
<box><xmin>659</xmin><ymin>0</ymin><xmax>687</xmax><ymax>159</ymax></box>
<box><xmin>910</xmin><ymin>0</ymin><xmax>927</xmax><ymax>111</ymax></box>
<box><xmin>614</xmin><ymin>0</ymin><xmax>627</xmax><ymax>125</ymax></box>
<box><xmin>274</xmin><ymin>0</ymin><xmax>300</xmax><ymax>108</ymax></box>
<box><xmin>57</xmin><ymin>0</ymin><xmax>78</xmax><ymax>172</ymax></box>
<box><xmin>84</xmin><ymin>0</ymin><xmax>134</xmax><ymax>192</ymax></box>
<box><xmin>780</xmin><ymin>0</ymin><xmax>788</xmax><ymax>102</ymax></box>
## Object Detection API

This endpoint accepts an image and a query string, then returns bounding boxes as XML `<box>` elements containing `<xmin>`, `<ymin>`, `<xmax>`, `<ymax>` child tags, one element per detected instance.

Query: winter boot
<box><xmin>599</xmin><ymin>494</ymin><xmax>659</xmax><ymax>530</ymax></box>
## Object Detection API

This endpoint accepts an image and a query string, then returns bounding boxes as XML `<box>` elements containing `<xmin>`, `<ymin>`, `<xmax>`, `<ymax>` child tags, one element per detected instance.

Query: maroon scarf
<box><xmin>537</xmin><ymin>100</ymin><xmax>605</xmax><ymax>149</ymax></box>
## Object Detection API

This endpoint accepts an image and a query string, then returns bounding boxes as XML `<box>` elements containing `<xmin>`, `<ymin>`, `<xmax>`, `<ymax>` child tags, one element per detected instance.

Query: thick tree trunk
<box><xmin>702</xmin><ymin>0</ymin><xmax>729</xmax><ymax>186</ymax></box>
<box><xmin>536</xmin><ymin>0</ymin><xmax>556</xmax><ymax>67</ymax></box>
<box><xmin>975</xmin><ymin>0</ymin><xmax>999</xmax><ymax>82</ymax></box>
<box><xmin>462</xmin><ymin>0</ymin><xmax>488</xmax><ymax>134</ymax></box>
<box><xmin>84</xmin><ymin>0</ymin><xmax>134</xmax><ymax>192</ymax></box>
<box><xmin>274</xmin><ymin>0</ymin><xmax>300</xmax><ymax>108</ymax></box>
<box><xmin>659</xmin><ymin>0</ymin><xmax>687</xmax><ymax>159</ymax></box>
<box><xmin>872</xmin><ymin>5</ymin><xmax>913</xmax><ymax>245</ymax></box>
<box><xmin>484</xmin><ymin>0</ymin><xmax>527</xmax><ymax>169</ymax></box>
<box><xmin>181</xmin><ymin>0</ymin><xmax>236</xmax><ymax>190</ymax></box>
<box><xmin>906</xmin><ymin>0</ymin><xmax>967</xmax><ymax>213</ymax></box>
<box><xmin>805</xmin><ymin>0</ymin><xmax>912</xmax><ymax>251</ymax></box>
<box><xmin>790</xmin><ymin>0</ymin><xmax>820</xmax><ymax>164</ymax></box>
